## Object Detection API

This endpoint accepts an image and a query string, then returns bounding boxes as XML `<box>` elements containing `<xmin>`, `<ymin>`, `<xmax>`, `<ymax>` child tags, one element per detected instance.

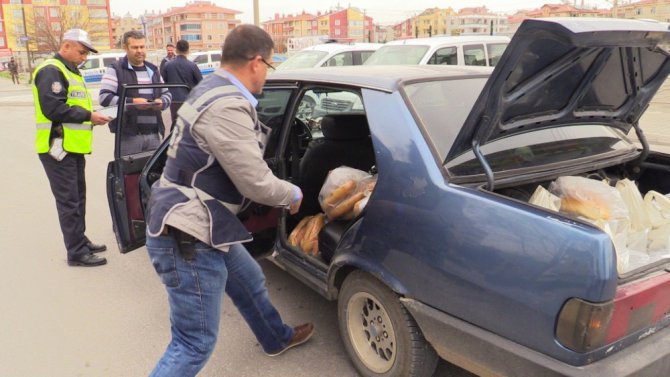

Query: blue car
<box><xmin>107</xmin><ymin>18</ymin><xmax>670</xmax><ymax>376</ymax></box>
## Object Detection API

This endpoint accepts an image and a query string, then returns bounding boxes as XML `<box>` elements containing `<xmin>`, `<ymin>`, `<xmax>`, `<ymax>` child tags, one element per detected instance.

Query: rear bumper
<box><xmin>401</xmin><ymin>298</ymin><xmax>670</xmax><ymax>377</ymax></box>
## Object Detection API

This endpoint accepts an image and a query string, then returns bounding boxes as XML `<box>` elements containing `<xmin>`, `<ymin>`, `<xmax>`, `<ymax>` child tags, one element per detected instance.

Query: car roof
<box><xmin>300</xmin><ymin>43</ymin><xmax>384</xmax><ymax>53</ymax></box>
<box><xmin>265</xmin><ymin>65</ymin><xmax>492</xmax><ymax>92</ymax></box>
<box><xmin>386</xmin><ymin>35</ymin><xmax>510</xmax><ymax>46</ymax></box>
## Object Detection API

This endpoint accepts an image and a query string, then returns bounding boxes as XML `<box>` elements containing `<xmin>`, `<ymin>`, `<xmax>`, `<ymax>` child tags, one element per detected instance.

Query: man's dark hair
<box><xmin>166</xmin><ymin>43</ymin><xmax>175</xmax><ymax>48</ymax></box>
<box><xmin>222</xmin><ymin>24</ymin><xmax>273</xmax><ymax>65</ymax></box>
<box><xmin>123</xmin><ymin>30</ymin><xmax>145</xmax><ymax>45</ymax></box>
<box><xmin>176</xmin><ymin>40</ymin><xmax>189</xmax><ymax>53</ymax></box>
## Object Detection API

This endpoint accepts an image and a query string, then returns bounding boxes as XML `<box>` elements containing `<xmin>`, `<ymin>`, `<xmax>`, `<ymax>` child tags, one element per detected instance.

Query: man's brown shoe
<box><xmin>266</xmin><ymin>322</ymin><xmax>314</xmax><ymax>357</ymax></box>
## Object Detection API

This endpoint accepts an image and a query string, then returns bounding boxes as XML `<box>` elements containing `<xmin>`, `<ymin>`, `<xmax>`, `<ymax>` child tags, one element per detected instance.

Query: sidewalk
<box><xmin>0</xmin><ymin>77</ymin><xmax>100</xmax><ymax>106</ymax></box>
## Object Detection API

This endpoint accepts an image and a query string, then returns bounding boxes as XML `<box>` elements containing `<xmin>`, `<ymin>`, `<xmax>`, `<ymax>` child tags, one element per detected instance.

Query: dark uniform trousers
<box><xmin>39</xmin><ymin>152</ymin><xmax>89</xmax><ymax>259</ymax></box>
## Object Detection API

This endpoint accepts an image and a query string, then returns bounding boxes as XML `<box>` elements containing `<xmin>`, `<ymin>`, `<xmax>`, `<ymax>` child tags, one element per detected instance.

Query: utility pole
<box><xmin>20</xmin><ymin>0</ymin><xmax>33</xmax><ymax>82</ymax></box>
<box><xmin>253</xmin><ymin>0</ymin><xmax>260</xmax><ymax>26</ymax></box>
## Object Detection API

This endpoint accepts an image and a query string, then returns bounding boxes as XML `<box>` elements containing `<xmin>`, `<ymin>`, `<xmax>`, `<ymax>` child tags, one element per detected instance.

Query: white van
<box><xmin>80</xmin><ymin>52</ymin><xmax>125</xmax><ymax>83</ymax></box>
<box><xmin>189</xmin><ymin>50</ymin><xmax>221</xmax><ymax>76</ymax></box>
<box><xmin>276</xmin><ymin>43</ymin><xmax>383</xmax><ymax>71</ymax></box>
<box><xmin>364</xmin><ymin>35</ymin><xmax>510</xmax><ymax>67</ymax></box>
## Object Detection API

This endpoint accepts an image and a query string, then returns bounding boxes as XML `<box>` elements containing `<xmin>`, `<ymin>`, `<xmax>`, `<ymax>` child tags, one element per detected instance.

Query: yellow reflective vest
<box><xmin>32</xmin><ymin>58</ymin><xmax>93</xmax><ymax>154</ymax></box>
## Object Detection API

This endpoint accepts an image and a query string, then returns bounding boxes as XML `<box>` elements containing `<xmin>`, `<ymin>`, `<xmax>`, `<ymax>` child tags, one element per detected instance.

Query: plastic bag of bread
<box><xmin>299</xmin><ymin>214</ymin><xmax>326</xmax><ymax>256</ymax></box>
<box><xmin>319</xmin><ymin>167</ymin><xmax>376</xmax><ymax>220</ymax></box>
<box><xmin>616</xmin><ymin>179</ymin><xmax>651</xmax><ymax>231</ymax></box>
<box><xmin>549</xmin><ymin>176</ymin><xmax>628</xmax><ymax>221</ymax></box>
<box><xmin>528</xmin><ymin>186</ymin><xmax>560</xmax><ymax>212</ymax></box>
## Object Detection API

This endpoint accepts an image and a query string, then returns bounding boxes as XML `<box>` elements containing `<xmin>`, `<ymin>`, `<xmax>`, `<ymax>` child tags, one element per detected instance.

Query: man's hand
<box><xmin>151</xmin><ymin>98</ymin><xmax>163</xmax><ymax>110</ymax></box>
<box><xmin>90</xmin><ymin>111</ymin><xmax>111</xmax><ymax>125</ymax></box>
<box><xmin>132</xmin><ymin>97</ymin><xmax>152</xmax><ymax>110</ymax></box>
<box><xmin>289</xmin><ymin>186</ymin><xmax>303</xmax><ymax>215</ymax></box>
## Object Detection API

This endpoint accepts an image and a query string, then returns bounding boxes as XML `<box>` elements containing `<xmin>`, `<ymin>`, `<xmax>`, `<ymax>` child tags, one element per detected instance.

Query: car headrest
<box><xmin>321</xmin><ymin>113</ymin><xmax>370</xmax><ymax>140</ymax></box>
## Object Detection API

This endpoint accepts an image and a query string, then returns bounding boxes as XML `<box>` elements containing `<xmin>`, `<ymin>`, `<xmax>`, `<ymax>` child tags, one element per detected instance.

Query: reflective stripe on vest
<box><xmin>32</xmin><ymin>58</ymin><xmax>93</xmax><ymax>154</ymax></box>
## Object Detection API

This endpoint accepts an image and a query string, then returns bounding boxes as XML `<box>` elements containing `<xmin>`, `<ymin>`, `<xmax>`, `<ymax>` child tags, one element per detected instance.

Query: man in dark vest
<box><xmin>99</xmin><ymin>30</ymin><xmax>172</xmax><ymax>155</ymax></box>
<box><xmin>8</xmin><ymin>56</ymin><xmax>19</xmax><ymax>85</ymax></box>
<box><xmin>144</xmin><ymin>25</ymin><xmax>313</xmax><ymax>376</ymax></box>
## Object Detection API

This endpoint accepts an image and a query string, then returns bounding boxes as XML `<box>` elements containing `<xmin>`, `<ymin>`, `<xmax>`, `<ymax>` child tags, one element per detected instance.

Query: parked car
<box><xmin>189</xmin><ymin>50</ymin><xmax>222</xmax><ymax>76</ymax></box>
<box><xmin>80</xmin><ymin>52</ymin><xmax>125</xmax><ymax>83</ymax></box>
<box><xmin>276</xmin><ymin>42</ymin><xmax>382</xmax><ymax>71</ymax></box>
<box><xmin>364</xmin><ymin>35</ymin><xmax>509</xmax><ymax>67</ymax></box>
<box><xmin>107</xmin><ymin>18</ymin><xmax>670</xmax><ymax>377</ymax></box>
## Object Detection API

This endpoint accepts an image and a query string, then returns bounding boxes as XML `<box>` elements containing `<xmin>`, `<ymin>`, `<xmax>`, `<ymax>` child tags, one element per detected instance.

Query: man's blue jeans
<box><xmin>146</xmin><ymin>234</ymin><xmax>294</xmax><ymax>377</ymax></box>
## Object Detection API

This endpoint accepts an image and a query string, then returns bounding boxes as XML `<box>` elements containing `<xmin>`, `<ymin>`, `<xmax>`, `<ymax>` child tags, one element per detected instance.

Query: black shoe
<box><xmin>86</xmin><ymin>242</ymin><xmax>107</xmax><ymax>253</ymax></box>
<box><xmin>68</xmin><ymin>253</ymin><xmax>107</xmax><ymax>267</ymax></box>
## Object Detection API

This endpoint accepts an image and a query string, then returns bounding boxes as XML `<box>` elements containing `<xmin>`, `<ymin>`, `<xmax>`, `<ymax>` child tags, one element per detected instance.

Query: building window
<box><xmin>182</xmin><ymin>34</ymin><xmax>202</xmax><ymax>41</ymax></box>
<box><xmin>50</xmin><ymin>7</ymin><xmax>59</xmax><ymax>17</ymax></box>
<box><xmin>335</xmin><ymin>19</ymin><xmax>340</xmax><ymax>26</ymax></box>
<box><xmin>180</xmin><ymin>24</ymin><xmax>201</xmax><ymax>31</ymax></box>
<box><xmin>34</xmin><ymin>7</ymin><xmax>46</xmax><ymax>17</ymax></box>
<box><xmin>0</xmin><ymin>37</ymin><xmax>4</xmax><ymax>47</ymax></box>
<box><xmin>68</xmin><ymin>0</ymin><xmax>81</xmax><ymax>4</ymax></box>
<box><xmin>52</xmin><ymin>22</ymin><xmax>61</xmax><ymax>31</ymax></box>
<box><xmin>88</xmin><ymin>0</ymin><xmax>106</xmax><ymax>4</ymax></box>
<box><xmin>12</xmin><ymin>10</ymin><xmax>23</xmax><ymax>19</ymax></box>
<box><xmin>9</xmin><ymin>0</ymin><xmax>21</xmax><ymax>4</ymax></box>
<box><xmin>89</xmin><ymin>9</ymin><xmax>107</xmax><ymax>18</ymax></box>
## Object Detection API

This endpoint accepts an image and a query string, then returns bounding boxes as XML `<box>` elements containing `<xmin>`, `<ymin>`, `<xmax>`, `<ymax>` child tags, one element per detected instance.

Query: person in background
<box><xmin>99</xmin><ymin>30</ymin><xmax>171</xmax><ymax>155</ymax></box>
<box><xmin>144</xmin><ymin>25</ymin><xmax>313</xmax><ymax>376</ymax></box>
<box><xmin>159</xmin><ymin>42</ymin><xmax>175</xmax><ymax>73</ymax></box>
<box><xmin>8</xmin><ymin>56</ymin><xmax>19</xmax><ymax>85</ymax></box>
<box><xmin>32</xmin><ymin>28</ymin><xmax>111</xmax><ymax>267</ymax></box>
<box><xmin>161</xmin><ymin>39</ymin><xmax>202</xmax><ymax>123</ymax></box>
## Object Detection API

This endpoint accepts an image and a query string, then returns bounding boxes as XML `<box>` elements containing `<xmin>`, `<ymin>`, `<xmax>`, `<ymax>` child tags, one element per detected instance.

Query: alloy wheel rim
<box><xmin>346</xmin><ymin>291</ymin><xmax>397</xmax><ymax>373</ymax></box>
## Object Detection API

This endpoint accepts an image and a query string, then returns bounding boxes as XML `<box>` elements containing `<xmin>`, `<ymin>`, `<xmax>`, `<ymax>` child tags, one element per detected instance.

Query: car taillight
<box><xmin>556</xmin><ymin>272</ymin><xmax>670</xmax><ymax>353</ymax></box>
<box><xmin>556</xmin><ymin>298</ymin><xmax>614</xmax><ymax>352</ymax></box>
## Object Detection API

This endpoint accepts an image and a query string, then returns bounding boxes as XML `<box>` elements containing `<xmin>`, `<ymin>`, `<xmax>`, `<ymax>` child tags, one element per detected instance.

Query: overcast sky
<box><xmin>111</xmin><ymin>1</ymin><xmax>613</xmax><ymax>25</ymax></box>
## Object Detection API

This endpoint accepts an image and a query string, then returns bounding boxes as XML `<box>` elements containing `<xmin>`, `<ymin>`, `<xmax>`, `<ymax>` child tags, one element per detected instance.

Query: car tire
<box><xmin>338</xmin><ymin>270</ymin><xmax>438</xmax><ymax>377</ymax></box>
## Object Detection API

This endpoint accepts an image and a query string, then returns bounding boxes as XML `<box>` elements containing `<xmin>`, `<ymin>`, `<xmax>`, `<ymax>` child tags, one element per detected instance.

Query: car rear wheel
<box><xmin>338</xmin><ymin>270</ymin><xmax>438</xmax><ymax>377</ymax></box>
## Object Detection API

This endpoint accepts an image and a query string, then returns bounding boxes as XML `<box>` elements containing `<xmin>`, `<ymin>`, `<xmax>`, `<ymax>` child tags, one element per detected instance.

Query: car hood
<box><xmin>447</xmin><ymin>18</ymin><xmax>670</xmax><ymax>160</ymax></box>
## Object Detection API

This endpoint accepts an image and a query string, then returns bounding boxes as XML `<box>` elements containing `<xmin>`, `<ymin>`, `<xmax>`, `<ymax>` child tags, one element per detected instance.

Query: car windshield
<box><xmin>275</xmin><ymin>51</ymin><xmax>329</xmax><ymax>70</ymax></box>
<box><xmin>364</xmin><ymin>45</ymin><xmax>429</xmax><ymax>65</ymax></box>
<box><xmin>403</xmin><ymin>79</ymin><xmax>636</xmax><ymax>177</ymax></box>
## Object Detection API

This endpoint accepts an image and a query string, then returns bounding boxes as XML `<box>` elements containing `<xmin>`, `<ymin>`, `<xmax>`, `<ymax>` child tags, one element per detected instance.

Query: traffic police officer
<box><xmin>33</xmin><ymin>29</ymin><xmax>111</xmax><ymax>267</ymax></box>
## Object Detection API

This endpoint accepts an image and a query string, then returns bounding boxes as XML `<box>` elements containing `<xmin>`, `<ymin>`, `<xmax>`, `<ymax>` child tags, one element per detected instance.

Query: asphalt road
<box><xmin>0</xmin><ymin>80</ymin><xmax>472</xmax><ymax>376</ymax></box>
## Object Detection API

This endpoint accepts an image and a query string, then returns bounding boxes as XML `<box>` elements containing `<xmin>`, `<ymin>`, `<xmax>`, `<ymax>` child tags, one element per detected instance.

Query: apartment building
<box><xmin>262</xmin><ymin>6</ymin><xmax>375</xmax><ymax>52</ymax></box>
<box><xmin>507</xmin><ymin>3</ymin><xmax>611</xmax><ymax>34</ymax></box>
<box><xmin>0</xmin><ymin>0</ymin><xmax>112</xmax><ymax>71</ymax></box>
<box><xmin>147</xmin><ymin>1</ymin><xmax>241</xmax><ymax>52</ymax></box>
<box><xmin>614</xmin><ymin>0</ymin><xmax>670</xmax><ymax>22</ymax></box>
<box><xmin>111</xmin><ymin>12</ymin><xmax>144</xmax><ymax>49</ymax></box>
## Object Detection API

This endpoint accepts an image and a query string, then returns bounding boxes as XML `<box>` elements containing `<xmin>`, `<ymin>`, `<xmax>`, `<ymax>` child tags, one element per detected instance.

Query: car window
<box><xmin>427</xmin><ymin>46</ymin><xmax>457</xmax><ymax>65</ymax></box>
<box><xmin>193</xmin><ymin>55</ymin><xmax>209</xmax><ymax>64</ymax></box>
<box><xmin>487</xmin><ymin>43</ymin><xmax>508</xmax><ymax>67</ymax></box>
<box><xmin>81</xmin><ymin>58</ymin><xmax>99</xmax><ymax>70</ymax></box>
<box><xmin>255</xmin><ymin>89</ymin><xmax>292</xmax><ymax>126</ymax></box>
<box><xmin>360</xmin><ymin>51</ymin><xmax>375</xmax><ymax>63</ymax></box>
<box><xmin>275</xmin><ymin>51</ymin><xmax>329</xmax><ymax>70</ymax></box>
<box><xmin>364</xmin><ymin>45</ymin><xmax>429</xmax><ymax>65</ymax></box>
<box><xmin>403</xmin><ymin>78</ymin><xmax>487</xmax><ymax>160</ymax></box>
<box><xmin>102</xmin><ymin>57</ymin><xmax>118</xmax><ymax>67</ymax></box>
<box><xmin>463</xmin><ymin>44</ymin><xmax>486</xmax><ymax>66</ymax></box>
<box><xmin>445</xmin><ymin>126</ymin><xmax>635</xmax><ymax>177</ymax></box>
<box><xmin>324</xmin><ymin>52</ymin><xmax>354</xmax><ymax>67</ymax></box>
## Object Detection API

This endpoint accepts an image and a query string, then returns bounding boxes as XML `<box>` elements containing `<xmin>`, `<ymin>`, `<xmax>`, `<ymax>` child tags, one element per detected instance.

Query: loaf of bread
<box><xmin>323</xmin><ymin>180</ymin><xmax>356</xmax><ymax>208</ymax></box>
<box><xmin>560</xmin><ymin>196</ymin><xmax>610</xmax><ymax>220</ymax></box>
<box><xmin>327</xmin><ymin>191</ymin><xmax>365</xmax><ymax>220</ymax></box>
<box><xmin>289</xmin><ymin>216</ymin><xmax>313</xmax><ymax>247</ymax></box>
<box><xmin>352</xmin><ymin>196</ymin><xmax>370</xmax><ymax>217</ymax></box>
<box><xmin>300</xmin><ymin>214</ymin><xmax>326</xmax><ymax>255</ymax></box>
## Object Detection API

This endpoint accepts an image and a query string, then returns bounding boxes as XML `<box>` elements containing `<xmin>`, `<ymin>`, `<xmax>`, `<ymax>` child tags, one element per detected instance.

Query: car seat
<box><xmin>295</xmin><ymin>113</ymin><xmax>375</xmax><ymax>219</ymax></box>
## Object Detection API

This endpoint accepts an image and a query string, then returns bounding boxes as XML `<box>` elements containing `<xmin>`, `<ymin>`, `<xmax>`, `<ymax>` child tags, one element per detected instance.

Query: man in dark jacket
<box><xmin>8</xmin><ymin>57</ymin><xmax>19</xmax><ymax>84</ymax></box>
<box><xmin>99</xmin><ymin>30</ymin><xmax>171</xmax><ymax>155</ymax></box>
<box><xmin>161</xmin><ymin>39</ymin><xmax>202</xmax><ymax>122</ymax></box>
<box><xmin>159</xmin><ymin>43</ymin><xmax>175</xmax><ymax>74</ymax></box>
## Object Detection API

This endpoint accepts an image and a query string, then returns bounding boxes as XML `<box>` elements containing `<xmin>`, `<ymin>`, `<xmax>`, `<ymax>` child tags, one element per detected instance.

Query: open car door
<box><xmin>106</xmin><ymin>83</ymin><xmax>187</xmax><ymax>253</ymax></box>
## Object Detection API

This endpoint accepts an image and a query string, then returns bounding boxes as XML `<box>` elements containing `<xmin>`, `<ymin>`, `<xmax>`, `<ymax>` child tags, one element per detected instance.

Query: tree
<box><xmin>26</xmin><ymin>6</ymin><xmax>108</xmax><ymax>55</ymax></box>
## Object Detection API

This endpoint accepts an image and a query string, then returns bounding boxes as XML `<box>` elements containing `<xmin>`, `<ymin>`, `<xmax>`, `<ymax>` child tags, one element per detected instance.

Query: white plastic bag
<box><xmin>549</xmin><ymin>176</ymin><xmax>629</xmax><ymax>221</ymax></box>
<box><xmin>528</xmin><ymin>186</ymin><xmax>561</xmax><ymax>212</ymax></box>
<box><xmin>318</xmin><ymin>166</ymin><xmax>376</xmax><ymax>220</ymax></box>
<box><xmin>616</xmin><ymin>179</ymin><xmax>651</xmax><ymax>231</ymax></box>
